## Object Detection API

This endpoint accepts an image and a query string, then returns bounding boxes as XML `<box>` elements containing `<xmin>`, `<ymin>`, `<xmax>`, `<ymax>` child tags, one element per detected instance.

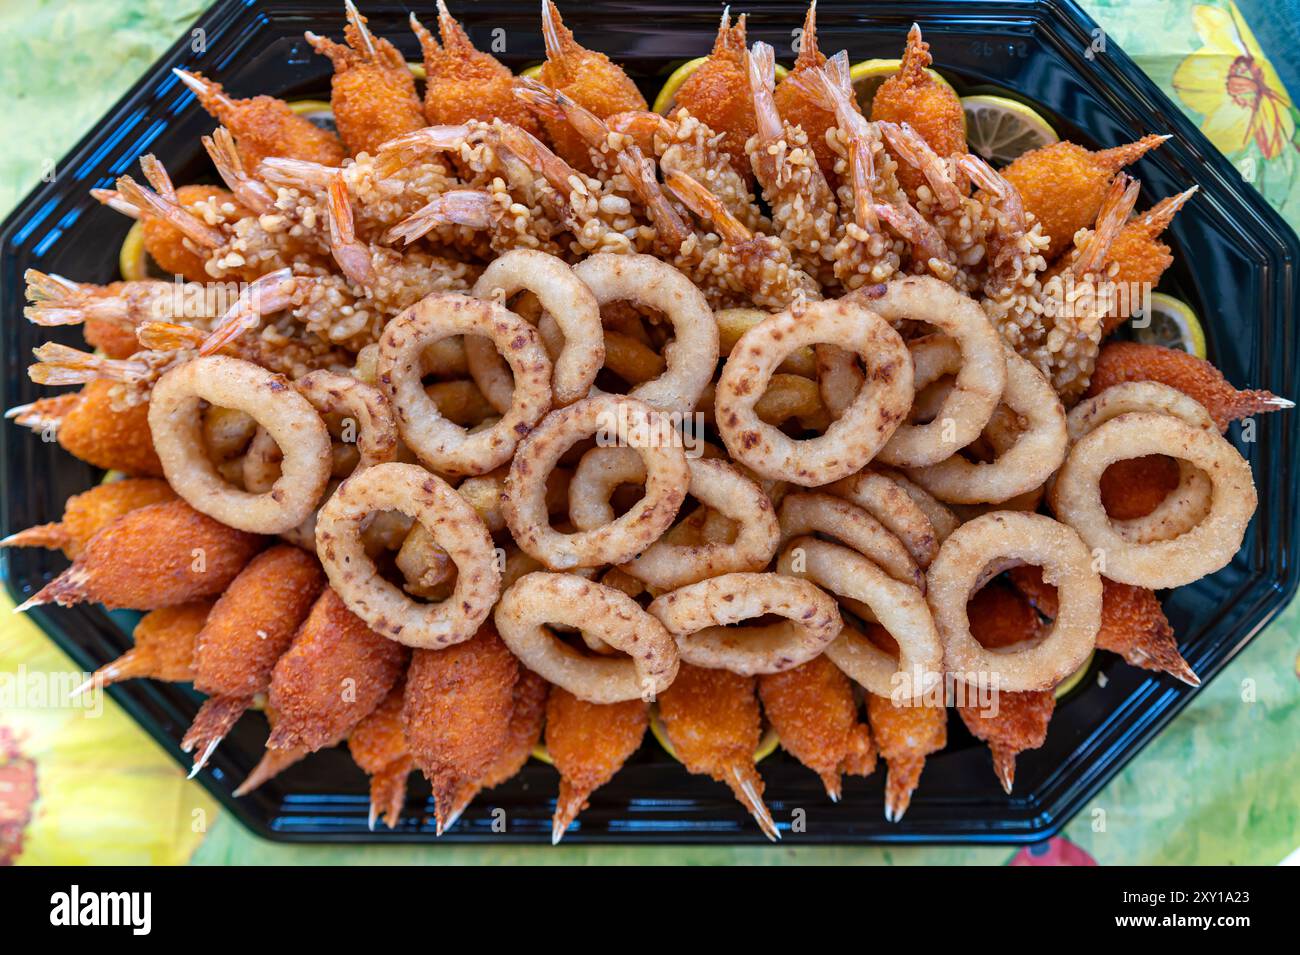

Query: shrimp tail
<box><xmin>232</xmin><ymin>745</ymin><xmax>308</xmax><ymax>796</ymax></box>
<box><xmin>28</xmin><ymin>342</ymin><xmax>148</xmax><ymax>387</ymax></box>
<box><xmin>1095</xmin><ymin>133</ymin><xmax>1170</xmax><ymax>173</ymax></box>
<box><xmin>369</xmin><ymin>760</ymin><xmax>412</xmax><ymax>830</ymax></box>
<box><xmin>199</xmin><ymin>267</ymin><xmax>296</xmax><ymax>355</ymax></box>
<box><xmin>883</xmin><ymin>754</ymin><xmax>925</xmax><ymax>822</ymax></box>
<box><xmin>551</xmin><ymin>778</ymin><xmax>591</xmax><ymax>845</ymax></box>
<box><xmin>180</xmin><ymin>695</ymin><xmax>251</xmax><ymax>775</ymax></box>
<box><xmin>1074</xmin><ymin>173</ymin><xmax>1140</xmax><ymax>275</ymax></box>
<box><xmin>385</xmin><ymin>190</ymin><xmax>495</xmax><ymax>245</ymax></box>
<box><xmin>23</xmin><ymin>270</ymin><xmax>95</xmax><ymax>327</ymax></box>
<box><xmin>727</xmin><ymin>763</ymin><xmax>780</xmax><ymax>842</ymax></box>
<box><xmin>115</xmin><ymin>175</ymin><xmax>225</xmax><ymax>249</ymax></box>
<box><xmin>1137</xmin><ymin>185</ymin><xmax>1198</xmax><ymax>237</ymax></box>
<box><xmin>990</xmin><ymin>743</ymin><xmax>1018</xmax><ymax>794</ymax></box>
<box><xmin>746</xmin><ymin>42</ymin><xmax>782</xmax><ymax>144</ymax></box>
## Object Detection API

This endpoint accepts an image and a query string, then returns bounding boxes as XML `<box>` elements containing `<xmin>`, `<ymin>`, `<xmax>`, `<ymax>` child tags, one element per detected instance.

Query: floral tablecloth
<box><xmin>2</xmin><ymin>0</ymin><xmax>1297</xmax><ymax>866</ymax></box>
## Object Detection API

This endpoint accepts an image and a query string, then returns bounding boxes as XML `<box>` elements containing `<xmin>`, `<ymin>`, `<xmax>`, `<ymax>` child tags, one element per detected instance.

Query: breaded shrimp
<box><xmin>870</xmin><ymin>24</ymin><xmax>966</xmax><ymax>195</ymax></box>
<box><xmin>1100</xmin><ymin>455</ymin><xmax>1181</xmax><ymax>521</ymax></box>
<box><xmin>348</xmin><ymin>676</ymin><xmax>413</xmax><ymax>830</ymax></box>
<box><xmin>172</xmin><ymin>69</ymin><xmax>346</xmax><ymax>169</ymax></box>
<box><xmin>400</xmin><ymin>625</ymin><xmax>519</xmax><ymax>834</ymax></box>
<box><xmin>1006</xmin><ymin>568</ymin><xmax>1199</xmax><ymax>686</ymax></box>
<box><xmin>954</xmin><ymin>581</ymin><xmax>1054</xmax><ymax>793</ymax></box>
<box><xmin>412</xmin><ymin>1</ymin><xmax>540</xmax><ymax>133</ymax></box>
<box><xmin>233</xmin><ymin>704</ymin><xmax>313</xmax><ymax>796</ymax></box>
<box><xmin>670</xmin><ymin>8</ymin><xmax>755</xmax><ymax>182</ymax></box>
<box><xmin>440</xmin><ymin>668</ymin><xmax>549</xmax><ymax>833</ymax></box>
<box><xmin>1102</xmin><ymin>187</ymin><xmax>1197</xmax><ymax>334</ymax></box>
<box><xmin>10</xmin><ymin>380</ymin><xmax>161</xmax><ymax>476</ymax></box>
<box><xmin>1002</xmin><ymin>134</ymin><xmax>1168</xmax><ymax>260</ymax></box>
<box><xmin>536</xmin><ymin>0</ymin><xmax>648</xmax><ymax>172</ymax></box>
<box><xmin>182</xmin><ymin>546</ymin><xmax>326</xmax><ymax>773</ymax></box>
<box><xmin>658</xmin><ymin>663</ymin><xmax>779</xmax><ymax>840</ymax></box>
<box><xmin>267</xmin><ymin>587</ymin><xmax>407</xmax><ymax>752</ymax></box>
<box><xmin>758</xmin><ymin>653</ymin><xmax>876</xmax><ymax>802</ymax></box>
<box><xmin>306</xmin><ymin>1</ymin><xmax>426</xmax><ymax>157</ymax></box>
<box><xmin>70</xmin><ymin>601</ymin><xmax>212</xmax><ymax>698</ymax></box>
<box><xmin>773</xmin><ymin>1</ymin><xmax>845</xmax><ymax>184</ymax></box>
<box><xmin>546</xmin><ymin>686</ymin><xmax>648</xmax><ymax>844</ymax></box>
<box><xmin>1086</xmin><ymin>341</ymin><xmax>1293</xmax><ymax>432</ymax></box>
<box><xmin>23</xmin><ymin>272</ymin><xmax>183</xmax><ymax>360</ymax></box>
<box><xmin>16</xmin><ymin>499</ymin><xmax>263</xmax><ymax>612</ymax></box>
<box><xmin>861</xmin><ymin>622</ymin><xmax>946</xmax><ymax>822</ymax></box>
<box><xmin>2</xmin><ymin>478</ymin><xmax>175</xmax><ymax>559</ymax></box>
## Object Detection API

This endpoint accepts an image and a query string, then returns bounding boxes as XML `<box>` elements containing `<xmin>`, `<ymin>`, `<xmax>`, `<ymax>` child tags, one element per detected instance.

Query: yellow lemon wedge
<box><xmin>1054</xmin><ymin>650</ymin><xmax>1096</xmax><ymax>700</ymax></box>
<box><xmin>850</xmin><ymin>58</ymin><xmax>956</xmax><ymax>114</ymax></box>
<box><xmin>961</xmin><ymin>94</ymin><xmax>1058</xmax><ymax>166</ymax></box>
<box><xmin>652</xmin><ymin>57</ymin><xmax>789</xmax><ymax>116</ymax></box>
<box><xmin>1131</xmin><ymin>293</ymin><xmax>1207</xmax><ymax>359</ymax></box>
<box><xmin>118</xmin><ymin>221</ymin><xmax>150</xmax><ymax>282</ymax></box>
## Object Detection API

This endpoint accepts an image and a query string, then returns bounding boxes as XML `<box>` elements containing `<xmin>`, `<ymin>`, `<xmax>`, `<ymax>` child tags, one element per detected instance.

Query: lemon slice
<box><xmin>406</xmin><ymin>61</ymin><xmax>425</xmax><ymax>81</ymax></box>
<box><xmin>652</xmin><ymin>57</ymin><xmax>789</xmax><ymax>116</ymax></box>
<box><xmin>962</xmin><ymin>94</ymin><xmax>1058</xmax><ymax>166</ymax></box>
<box><xmin>531</xmin><ymin>741</ymin><xmax>554</xmax><ymax>765</ymax></box>
<box><xmin>1054</xmin><ymin>650</ymin><xmax>1095</xmax><ymax>700</ymax></box>
<box><xmin>1131</xmin><ymin>293</ymin><xmax>1207</xmax><ymax>359</ymax></box>
<box><xmin>519</xmin><ymin>63</ymin><xmax>545</xmax><ymax>80</ymax></box>
<box><xmin>850</xmin><ymin>58</ymin><xmax>956</xmax><ymax>114</ymax></box>
<box><xmin>118</xmin><ymin>221</ymin><xmax>150</xmax><ymax>282</ymax></box>
<box><xmin>288</xmin><ymin>98</ymin><xmax>337</xmax><ymax>135</ymax></box>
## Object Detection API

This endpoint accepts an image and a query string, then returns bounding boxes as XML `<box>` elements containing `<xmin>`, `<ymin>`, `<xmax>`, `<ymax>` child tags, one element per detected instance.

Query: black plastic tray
<box><xmin>2</xmin><ymin>0</ymin><xmax>1297</xmax><ymax>845</ymax></box>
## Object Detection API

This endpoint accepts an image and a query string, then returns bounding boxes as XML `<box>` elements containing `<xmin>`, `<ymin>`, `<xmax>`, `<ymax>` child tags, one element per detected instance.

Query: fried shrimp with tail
<box><xmin>1008</xmin><ymin>568</ymin><xmax>1199</xmax><ymax>686</ymax></box>
<box><xmin>954</xmin><ymin>581</ymin><xmax>1055</xmax><ymax>793</ymax></box>
<box><xmin>1086</xmin><ymin>341</ymin><xmax>1293</xmax><ymax>432</ymax></box>
<box><xmin>439</xmin><ymin>669</ymin><xmax>549</xmax><ymax>834</ymax></box>
<box><xmin>670</xmin><ymin>7</ymin><xmax>756</xmax><ymax>182</ymax></box>
<box><xmin>536</xmin><ymin>0</ymin><xmax>648</xmax><ymax>172</ymax></box>
<box><xmin>773</xmin><ymin>1</ymin><xmax>846</xmax><ymax>184</ymax></box>
<box><xmin>70</xmin><ymin>602</ymin><xmax>211</xmax><ymax>698</ymax></box>
<box><xmin>546</xmin><ymin>687</ymin><xmax>648</xmax><ymax>844</ymax></box>
<box><xmin>658</xmin><ymin>663</ymin><xmax>780</xmax><ymax>840</ymax></box>
<box><xmin>2</xmin><ymin>478</ymin><xmax>175</xmax><ymax>559</ymax></box>
<box><xmin>1002</xmin><ymin>133</ymin><xmax>1169</xmax><ymax>260</ymax></box>
<box><xmin>860</xmin><ymin>624</ymin><xmax>946</xmax><ymax>822</ymax></box>
<box><xmin>171</xmin><ymin>68</ymin><xmax>346</xmax><ymax>169</ymax></box>
<box><xmin>400</xmin><ymin>625</ymin><xmax>519</xmax><ymax>835</ymax></box>
<box><xmin>1103</xmin><ymin>187</ymin><xmax>1198</xmax><ymax>333</ymax></box>
<box><xmin>348</xmin><ymin>677</ymin><xmax>412</xmax><ymax>830</ymax></box>
<box><xmin>412</xmin><ymin>1</ymin><xmax>540</xmax><ymax>133</ymax></box>
<box><xmin>10</xmin><ymin>380</ymin><xmax>162</xmax><ymax>476</ymax></box>
<box><xmin>306</xmin><ymin>1</ymin><xmax>426</xmax><ymax>157</ymax></box>
<box><xmin>182</xmin><ymin>546</ymin><xmax>326</xmax><ymax>775</ymax></box>
<box><xmin>870</xmin><ymin>24</ymin><xmax>967</xmax><ymax>195</ymax></box>
<box><xmin>267</xmin><ymin>587</ymin><xmax>407</xmax><ymax>752</ymax></box>
<box><xmin>758</xmin><ymin>653</ymin><xmax>876</xmax><ymax>802</ymax></box>
<box><xmin>15</xmin><ymin>499</ymin><xmax>263</xmax><ymax>613</ymax></box>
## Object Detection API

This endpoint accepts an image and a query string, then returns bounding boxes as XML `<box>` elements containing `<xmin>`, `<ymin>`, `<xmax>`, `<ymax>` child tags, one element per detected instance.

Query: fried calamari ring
<box><xmin>572</xmin><ymin>253</ymin><xmax>718</xmax><ymax>413</ymax></box>
<box><xmin>777</xmin><ymin>538</ymin><xmax>943</xmax><ymax>701</ymax></box>
<box><xmin>148</xmin><ymin>355</ymin><xmax>331</xmax><ymax>534</ymax></box>
<box><xmin>467</xmin><ymin>249</ymin><xmax>603</xmax><ymax>409</ymax></box>
<box><xmin>777</xmin><ymin>491</ymin><xmax>923</xmax><ymax>590</ymax></box>
<box><xmin>715</xmin><ymin>298</ymin><xmax>912</xmax><ymax>485</ymax></box>
<box><xmin>503</xmin><ymin>395</ymin><xmax>689</xmax><ymax>569</ymax></box>
<box><xmin>569</xmin><ymin>448</ymin><xmax>780</xmax><ymax>589</ymax></box>
<box><xmin>378</xmin><ymin>292</ymin><xmax>552</xmax><ymax>476</ymax></box>
<box><xmin>294</xmin><ymin>370</ymin><xmax>399</xmax><ymax>471</ymax></box>
<box><xmin>907</xmin><ymin>348</ymin><xmax>1067</xmax><ymax>504</ymax></box>
<box><xmin>821</xmin><ymin>278</ymin><xmax>1007</xmax><ymax>467</ymax></box>
<box><xmin>1065</xmin><ymin>382</ymin><xmax>1216</xmax><ymax>544</ymax></box>
<box><xmin>647</xmin><ymin>572</ymin><xmax>841</xmax><ymax>675</ymax></box>
<box><xmin>494</xmin><ymin>572</ymin><xmax>679</xmax><ymax>703</ymax></box>
<box><xmin>1050</xmin><ymin>413</ymin><xmax>1257</xmax><ymax>588</ymax></box>
<box><xmin>315</xmin><ymin>463</ymin><xmax>500</xmax><ymax>648</ymax></box>
<box><xmin>822</xmin><ymin>469</ymin><xmax>951</xmax><ymax>567</ymax></box>
<box><xmin>928</xmin><ymin>512</ymin><xmax>1102</xmax><ymax>691</ymax></box>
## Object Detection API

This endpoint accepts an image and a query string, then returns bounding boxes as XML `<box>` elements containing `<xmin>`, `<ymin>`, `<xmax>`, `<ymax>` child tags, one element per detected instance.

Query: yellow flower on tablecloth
<box><xmin>1173</xmin><ymin>2</ymin><xmax>1294</xmax><ymax>159</ymax></box>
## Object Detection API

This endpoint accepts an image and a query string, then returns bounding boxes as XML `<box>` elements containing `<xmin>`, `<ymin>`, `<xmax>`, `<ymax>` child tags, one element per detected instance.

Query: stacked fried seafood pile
<box><xmin>10</xmin><ymin>1</ymin><xmax>1289</xmax><ymax>841</ymax></box>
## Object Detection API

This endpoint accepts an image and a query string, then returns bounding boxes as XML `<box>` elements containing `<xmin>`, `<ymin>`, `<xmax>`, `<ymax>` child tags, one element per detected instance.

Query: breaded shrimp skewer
<box><xmin>348</xmin><ymin>677</ymin><xmax>413</xmax><ymax>830</ymax></box>
<box><xmin>69</xmin><ymin>602</ymin><xmax>212</xmax><ymax>699</ymax></box>
<box><xmin>2</xmin><ymin>479</ymin><xmax>175</xmax><ymax>559</ymax></box>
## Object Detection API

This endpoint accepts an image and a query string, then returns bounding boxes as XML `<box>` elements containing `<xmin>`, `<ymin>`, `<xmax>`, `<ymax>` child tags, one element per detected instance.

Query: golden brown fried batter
<box><xmin>349</xmin><ymin>676</ymin><xmax>413</xmax><ymax>830</ymax></box>
<box><xmin>307</xmin><ymin>9</ymin><xmax>426</xmax><ymax>157</ymax></box>
<box><xmin>773</xmin><ymin>2</ymin><xmax>844</xmax><ymax>184</ymax></box>
<box><xmin>24</xmin><ymin>499</ymin><xmax>263</xmax><ymax>611</ymax></box>
<box><xmin>758</xmin><ymin>653</ymin><xmax>876</xmax><ymax>801</ymax></box>
<box><xmin>865</xmin><ymin>688</ymin><xmax>947</xmax><ymax>823</ymax></box>
<box><xmin>1102</xmin><ymin>189</ymin><xmax>1195</xmax><ymax>334</ymax></box>
<box><xmin>3</xmin><ymin>478</ymin><xmax>175</xmax><ymax>559</ymax></box>
<box><xmin>182</xmin><ymin>71</ymin><xmax>346</xmax><ymax>169</ymax></box>
<box><xmin>956</xmin><ymin>581</ymin><xmax>1054</xmax><ymax>793</ymax></box>
<box><xmin>546</xmin><ymin>686</ymin><xmax>647</xmax><ymax>843</ymax></box>
<box><xmin>143</xmin><ymin>184</ymin><xmax>243</xmax><ymax>283</ymax></box>
<box><xmin>658</xmin><ymin>663</ymin><xmax>779</xmax><ymax>839</ymax></box>
<box><xmin>87</xmin><ymin>601</ymin><xmax>212</xmax><ymax>691</ymax></box>
<box><xmin>537</xmin><ymin>0</ymin><xmax>648</xmax><ymax>172</ymax></box>
<box><xmin>671</xmin><ymin>9</ymin><xmax>755</xmax><ymax>182</ymax></box>
<box><xmin>870</xmin><ymin>25</ymin><xmax>966</xmax><ymax>194</ymax></box>
<box><xmin>48</xmin><ymin>380</ymin><xmax>162</xmax><ymax>476</ymax></box>
<box><xmin>400</xmin><ymin>624</ymin><xmax>518</xmax><ymax>833</ymax></box>
<box><xmin>1002</xmin><ymin>135</ymin><xmax>1166</xmax><ymax>260</ymax></box>
<box><xmin>412</xmin><ymin>2</ymin><xmax>541</xmax><ymax>134</ymax></box>
<box><xmin>1100</xmin><ymin>455</ymin><xmax>1181</xmax><ymax>521</ymax></box>
<box><xmin>182</xmin><ymin>546</ymin><xmax>326</xmax><ymax>763</ymax></box>
<box><xmin>1086</xmin><ymin>341</ymin><xmax>1289</xmax><ymax>433</ymax></box>
<box><xmin>268</xmin><ymin>587</ymin><xmax>407</xmax><ymax>751</ymax></box>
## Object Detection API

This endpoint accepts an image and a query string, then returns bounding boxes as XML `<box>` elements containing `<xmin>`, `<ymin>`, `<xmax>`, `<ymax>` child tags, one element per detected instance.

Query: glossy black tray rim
<box><xmin>2</xmin><ymin>0</ymin><xmax>1297</xmax><ymax>846</ymax></box>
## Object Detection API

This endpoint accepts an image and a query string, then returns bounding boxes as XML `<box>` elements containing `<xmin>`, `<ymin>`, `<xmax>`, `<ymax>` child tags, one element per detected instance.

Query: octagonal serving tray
<box><xmin>2</xmin><ymin>0</ymin><xmax>1297</xmax><ymax>844</ymax></box>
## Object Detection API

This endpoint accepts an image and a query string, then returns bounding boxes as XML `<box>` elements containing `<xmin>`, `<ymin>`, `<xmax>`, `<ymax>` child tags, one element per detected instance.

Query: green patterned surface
<box><xmin>1</xmin><ymin>0</ymin><xmax>1297</xmax><ymax>865</ymax></box>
